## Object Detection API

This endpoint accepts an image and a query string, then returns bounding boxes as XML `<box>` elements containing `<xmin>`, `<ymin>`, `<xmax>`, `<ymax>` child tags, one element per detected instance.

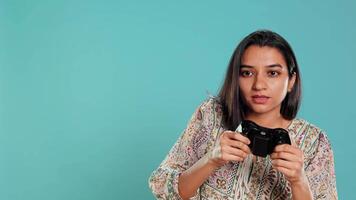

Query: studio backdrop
<box><xmin>1</xmin><ymin>0</ymin><xmax>355</xmax><ymax>199</ymax></box>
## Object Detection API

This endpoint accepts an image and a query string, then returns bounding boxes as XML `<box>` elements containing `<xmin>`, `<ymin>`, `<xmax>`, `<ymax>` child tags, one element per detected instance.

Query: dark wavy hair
<box><xmin>217</xmin><ymin>30</ymin><xmax>302</xmax><ymax>130</ymax></box>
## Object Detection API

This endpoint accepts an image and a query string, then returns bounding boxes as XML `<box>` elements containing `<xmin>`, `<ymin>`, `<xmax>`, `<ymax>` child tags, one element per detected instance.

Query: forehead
<box><xmin>241</xmin><ymin>45</ymin><xmax>287</xmax><ymax>68</ymax></box>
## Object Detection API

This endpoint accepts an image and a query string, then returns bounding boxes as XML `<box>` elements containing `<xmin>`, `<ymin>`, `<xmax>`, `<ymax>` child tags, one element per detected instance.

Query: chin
<box><xmin>248</xmin><ymin>104</ymin><xmax>272</xmax><ymax>114</ymax></box>
<box><xmin>251</xmin><ymin>109</ymin><xmax>271</xmax><ymax>114</ymax></box>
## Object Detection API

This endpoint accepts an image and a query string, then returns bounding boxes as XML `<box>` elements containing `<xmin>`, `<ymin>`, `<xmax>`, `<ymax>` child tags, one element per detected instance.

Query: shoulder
<box><xmin>289</xmin><ymin>118</ymin><xmax>328</xmax><ymax>141</ymax></box>
<box><xmin>289</xmin><ymin>118</ymin><xmax>333</xmax><ymax>158</ymax></box>
<box><xmin>188</xmin><ymin>96</ymin><xmax>225</xmax><ymax>135</ymax></box>
<box><xmin>196</xmin><ymin>95</ymin><xmax>224</xmax><ymax>118</ymax></box>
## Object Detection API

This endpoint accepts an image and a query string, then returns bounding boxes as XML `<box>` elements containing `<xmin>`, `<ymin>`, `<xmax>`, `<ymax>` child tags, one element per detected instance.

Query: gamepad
<box><xmin>239</xmin><ymin>120</ymin><xmax>291</xmax><ymax>157</ymax></box>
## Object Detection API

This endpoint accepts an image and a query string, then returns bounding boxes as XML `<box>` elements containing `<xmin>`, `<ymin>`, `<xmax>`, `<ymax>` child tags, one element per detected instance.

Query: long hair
<box><xmin>217</xmin><ymin>30</ymin><xmax>302</xmax><ymax>130</ymax></box>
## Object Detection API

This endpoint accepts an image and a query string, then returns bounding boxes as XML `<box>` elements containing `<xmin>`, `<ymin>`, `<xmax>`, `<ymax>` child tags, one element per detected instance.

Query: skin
<box><xmin>239</xmin><ymin>45</ymin><xmax>295</xmax><ymax>128</ymax></box>
<box><xmin>178</xmin><ymin>45</ymin><xmax>312</xmax><ymax>200</ymax></box>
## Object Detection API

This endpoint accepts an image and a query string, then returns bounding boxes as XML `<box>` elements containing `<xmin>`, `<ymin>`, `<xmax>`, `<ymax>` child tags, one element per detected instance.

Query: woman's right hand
<box><xmin>208</xmin><ymin>131</ymin><xmax>251</xmax><ymax>168</ymax></box>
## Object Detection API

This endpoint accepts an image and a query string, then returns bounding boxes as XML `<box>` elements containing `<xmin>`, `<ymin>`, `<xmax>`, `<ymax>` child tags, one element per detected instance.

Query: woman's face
<box><xmin>239</xmin><ymin>45</ymin><xmax>296</xmax><ymax>116</ymax></box>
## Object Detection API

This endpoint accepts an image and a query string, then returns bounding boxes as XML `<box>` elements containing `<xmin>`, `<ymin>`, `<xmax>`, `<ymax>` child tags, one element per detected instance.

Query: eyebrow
<box><xmin>240</xmin><ymin>64</ymin><xmax>283</xmax><ymax>69</ymax></box>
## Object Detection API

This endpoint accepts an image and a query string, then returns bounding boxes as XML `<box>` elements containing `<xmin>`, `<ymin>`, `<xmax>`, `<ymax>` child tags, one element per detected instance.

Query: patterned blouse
<box><xmin>148</xmin><ymin>97</ymin><xmax>337</xmax><ymax>199</ymax></box>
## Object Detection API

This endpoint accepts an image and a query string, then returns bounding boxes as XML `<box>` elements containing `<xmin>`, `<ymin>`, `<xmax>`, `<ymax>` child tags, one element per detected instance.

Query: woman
<box><xmin>148</xmin><ymin>30</ymin><xmax>337</xmax><ymax>200</ymax></box>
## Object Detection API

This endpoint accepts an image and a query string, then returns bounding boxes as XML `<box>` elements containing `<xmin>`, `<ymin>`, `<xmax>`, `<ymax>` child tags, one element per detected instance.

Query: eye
<box><xmin>268</xmin><ymin>71</ymin><xmax>280</xmax><ymax>77</ymax></box>
<box><xmin>240</xmin><ymin>70</ymin><xmax>253</xmax><ymax>77</ymax></box>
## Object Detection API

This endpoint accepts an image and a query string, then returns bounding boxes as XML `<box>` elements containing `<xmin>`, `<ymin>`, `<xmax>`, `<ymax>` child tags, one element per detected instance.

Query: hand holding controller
<box><xmin>240</xmin><ymin>120</ymin><xmax>291</xmax><ymax>157</ymax></box>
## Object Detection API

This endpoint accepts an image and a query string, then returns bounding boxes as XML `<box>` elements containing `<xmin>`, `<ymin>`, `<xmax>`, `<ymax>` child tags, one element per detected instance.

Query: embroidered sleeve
<box><xmin>305</xmin><ymin>132</ymin><xmax>338</xmax><ymax>199</ymax></box>
<box><xmin>148</xmin><ymin>99</ymin><xmax>214</xmax><ymax>199</ymax></box>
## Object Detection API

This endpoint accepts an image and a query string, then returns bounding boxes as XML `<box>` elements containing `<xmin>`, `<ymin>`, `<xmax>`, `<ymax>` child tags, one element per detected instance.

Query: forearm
<box><xmin>291</xmin><ymin>178</ymin><xmax>313</xmax><ymax>200</ymax></box>
<box><xmin>178</xmin><ymin>152</ymin><xmax>219</xmax><ymax>200</ymax></box>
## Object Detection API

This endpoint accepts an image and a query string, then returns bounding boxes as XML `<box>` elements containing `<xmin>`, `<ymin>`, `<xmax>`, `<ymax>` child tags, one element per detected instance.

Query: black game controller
<box><xmin>240</xmin><ymin>120</ymin><xmax>291</xmax><ymax>157</ymax></box>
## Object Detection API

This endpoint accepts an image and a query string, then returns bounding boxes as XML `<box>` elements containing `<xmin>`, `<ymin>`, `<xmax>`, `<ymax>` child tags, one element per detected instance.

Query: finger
<box><xmin>221</xmin><ymin>153</ymin><xmax>244</xmax><ymax>162</ymax></box>
<box><xmin>223</xmin><ymin>146</ymin><xmax>248</xmax><ymax>159</ymax></box>
<box><xmin>274</xmin><ymin>144</ymin><xmax>299</xmax><ymax>154</ymax></box>
<box><xmin>272</xmin><ymin>166</ymin><xmax>294</xmax><ymax>177</ymax></box>
<box><xmin>270</xmin><ymin>152</ymin><xmax>301</xmax><ymax>162</ymax></box>
<box><xmin>271</xmin><ymin>159</ymin><xmax>300</xmax><ymax>170</ymax></box>
<box><xmin>220</xmin><ymin>131</ymin><xmax>235</xmax><ymax>141</ymax></box>
<box><xmin>220</xmin><ymin>137</ymin><xmax>250</xmax><ymax>154</ymax></box>
<box><xmin>226</xmin><ymin>139</ymin><xmax>251</xmax><ymax>154</ymax></box>
<box><xmin>225</xmin><ymin>132</ymin><xmax>250</xmax><ymax>145</ymax></box>
<box><xmin>219</xmin><ymin>131</ymin><xmax>229</xmax><ymax>139</ymax></box>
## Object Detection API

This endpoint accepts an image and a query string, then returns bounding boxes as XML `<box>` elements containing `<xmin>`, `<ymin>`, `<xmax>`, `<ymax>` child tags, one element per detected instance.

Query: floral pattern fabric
<box><xmin>148</xmin><ymin>97</ymin><xmax>337</xmax><ymax>200</ymax></box>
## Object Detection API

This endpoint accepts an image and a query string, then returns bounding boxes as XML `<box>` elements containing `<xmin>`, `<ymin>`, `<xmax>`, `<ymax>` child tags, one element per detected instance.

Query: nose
<box><xmin>252</xmin><ymin>73</ymin><xmax>267</xmax><ymax>91</ymax></box>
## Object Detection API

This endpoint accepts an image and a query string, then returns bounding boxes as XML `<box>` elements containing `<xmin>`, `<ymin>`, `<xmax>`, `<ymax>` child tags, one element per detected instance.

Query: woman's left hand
<box><xmin>270</xmin><ymin>143</ymin><xmax>308</xmax><ymax>185</ymax></box>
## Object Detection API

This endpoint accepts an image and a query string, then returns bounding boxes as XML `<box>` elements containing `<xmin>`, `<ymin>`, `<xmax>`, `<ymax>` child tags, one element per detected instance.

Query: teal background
<box><xmin>1</xmin><ymin>0</ymin><xmax>355</xmax><ymax>199</ymax></box>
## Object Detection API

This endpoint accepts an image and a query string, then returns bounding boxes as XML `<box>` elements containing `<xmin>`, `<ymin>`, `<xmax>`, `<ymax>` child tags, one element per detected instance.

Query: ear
<box><xmin>287</xmin><ymin>73</ymin><xmax>296</xmax><ymax>92</ymax></box>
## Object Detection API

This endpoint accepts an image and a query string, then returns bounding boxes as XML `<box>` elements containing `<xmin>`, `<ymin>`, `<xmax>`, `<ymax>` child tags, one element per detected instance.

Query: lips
<box><xmin>251</xmin><ymin>95</ymin><xmax>270</xmax><ymax>104</ymax></box>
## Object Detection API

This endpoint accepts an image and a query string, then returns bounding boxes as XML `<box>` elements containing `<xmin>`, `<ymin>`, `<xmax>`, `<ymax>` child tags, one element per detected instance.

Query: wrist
<box><xmin>290</xmin><ymin>175</ymin><xmax>309</xmax><ymax>188</ymax></box>
<box><xmin>290</xmin><ymin>175</ymin><xmax>313</xmax><ymax>200</ymax></box>
<box><xmin>205</xmin><ymin>151</ymin><xmax>223</xmax><ymax>169</ymax></box>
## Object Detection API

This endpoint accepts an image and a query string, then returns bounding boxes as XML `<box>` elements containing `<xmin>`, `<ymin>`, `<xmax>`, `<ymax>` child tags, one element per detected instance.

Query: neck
<box><xmin>245</xmin><ymin>111</ymin><xmax>289</xmax><ymax>129</ymax></box>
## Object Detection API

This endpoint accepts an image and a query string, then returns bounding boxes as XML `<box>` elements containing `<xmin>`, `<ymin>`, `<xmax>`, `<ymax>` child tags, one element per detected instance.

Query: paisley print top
<box><xmin>148</xmin><ymin>97</ymin><xmax>337</xmax><ymax>199</ymax></box>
